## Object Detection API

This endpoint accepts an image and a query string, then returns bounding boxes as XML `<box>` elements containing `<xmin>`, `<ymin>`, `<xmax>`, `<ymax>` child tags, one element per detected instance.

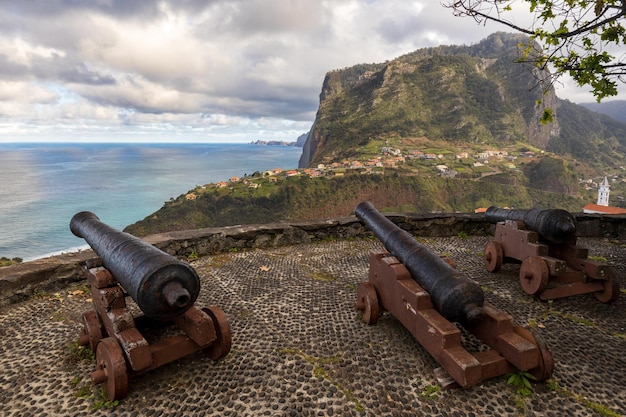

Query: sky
<box><xmin>0</xmin><ymin>0</ymin><xmax>620</xmax><ymax>143</ymax></box>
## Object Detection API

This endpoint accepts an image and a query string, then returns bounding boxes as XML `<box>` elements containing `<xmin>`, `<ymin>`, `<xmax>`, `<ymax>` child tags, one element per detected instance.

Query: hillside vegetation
<box><xmin>125</xmin><ymin>166</ymin><xmax>586</xmax><ymax>236</ymax></box>
<box><xmin>126</xmin><ymin>33</ymin><xmax>626</xmax><ymax>236</ymax></box>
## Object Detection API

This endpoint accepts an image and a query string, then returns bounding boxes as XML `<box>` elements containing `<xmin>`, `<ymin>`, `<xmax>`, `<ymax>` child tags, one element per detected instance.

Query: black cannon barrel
<box><xmin>485</xmin><ymin>206</ymin><xmax>576</xmax><ymax>244</ymax></box>
<box><xmin>355</xmin><ymin>202</ymin><xmax>484</xmax><ymax>325</ymax></box>
<box><xmin>70</xmin><ymin>211</ymin><xmax>200</xmax><ymax>321</ymax></box>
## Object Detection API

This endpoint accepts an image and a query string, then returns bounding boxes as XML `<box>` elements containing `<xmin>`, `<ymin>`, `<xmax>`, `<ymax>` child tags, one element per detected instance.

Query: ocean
<box><xmin>0</xmin><ymin>142</ymin><xmax>302</xmax><ymax>261</ymax></box>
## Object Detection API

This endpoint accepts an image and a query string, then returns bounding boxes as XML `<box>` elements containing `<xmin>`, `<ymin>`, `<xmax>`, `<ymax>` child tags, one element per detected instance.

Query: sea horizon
<box><xmin>0</xmin><ymin>140</ymin><xmax>285</xmax><ymax>144</ymax></box>
<box><xmin>0</xmin><ymin>142</ymin><xmax>302</xmax><ymax>261</ymax></box>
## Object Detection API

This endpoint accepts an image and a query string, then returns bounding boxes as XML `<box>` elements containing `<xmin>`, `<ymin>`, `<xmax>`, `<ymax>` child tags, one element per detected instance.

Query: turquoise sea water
<box><xmin>0</xmin><ymin>143</ymin><xmax>302</xmax><ymax>261</ymax></box>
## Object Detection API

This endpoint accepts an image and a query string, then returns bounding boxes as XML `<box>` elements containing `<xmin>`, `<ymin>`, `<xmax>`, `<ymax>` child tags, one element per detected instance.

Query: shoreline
<box><xmin>22</xmin><ymin>243</ymin><xmax>91</xmax><ymax>263</ymax></box>
<box><xmin>0</xmin><ymin>143</ymin><xmax>302</xmax><ymax>261</ymax></box>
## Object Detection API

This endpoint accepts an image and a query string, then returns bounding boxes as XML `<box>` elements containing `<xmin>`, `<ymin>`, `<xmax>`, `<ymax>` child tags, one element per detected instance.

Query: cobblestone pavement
<box><xmin>0</xmin><ymin>237</ymin><xmax>625</xmax><ymax>416</ymax></box>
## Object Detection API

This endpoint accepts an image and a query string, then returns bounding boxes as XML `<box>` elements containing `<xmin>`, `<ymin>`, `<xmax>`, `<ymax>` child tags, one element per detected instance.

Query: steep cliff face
<box><xmin>300</xmin><ymin>33</ymin><xmax>565</xmax><ymax>168</ymax></box>
<box><xmin>299</xmin><ymin>63</ymin><xmax>385</xmax><ymax>167</ymax></box>
<box><xmin>298</xmin><ymin>125</ymin><xmax>314</xmax><ymax>168</ymax></box>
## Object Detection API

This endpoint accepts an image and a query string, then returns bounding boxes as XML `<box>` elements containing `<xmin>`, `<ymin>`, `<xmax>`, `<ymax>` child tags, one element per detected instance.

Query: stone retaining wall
<box><xmin>1</xmin><ymin>213</ymin><xmax>625</xmax><ymax>306</ymax></box>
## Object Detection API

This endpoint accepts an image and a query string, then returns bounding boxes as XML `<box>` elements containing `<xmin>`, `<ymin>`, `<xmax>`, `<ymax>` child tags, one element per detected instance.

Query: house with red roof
<box><xmin>582</xmin><ymin>204</ymin><xmax>626</xmax><ymax>214</ymax></box>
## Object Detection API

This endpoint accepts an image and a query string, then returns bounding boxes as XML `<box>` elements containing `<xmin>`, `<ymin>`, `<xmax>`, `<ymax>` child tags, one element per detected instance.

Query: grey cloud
<box><xmin>418</xmin><ymin>3</ymin><xmax>514</xmax><ymax>46</ymax></box>
<box><xmin>59</xmin><ymin>63</ymin><xmax>116</xmax><ymax>85</ymax></box>
<box><xmin>0</xmin><ymin>55</ymin><xmax>29</xmax><ymax>79</ymax></box>
<box><xmin>234</xmin><ymin>0</ymin><xmax>326</xmax><ymax>34</ymax></box>
<box><xmin>25</xmin><ymin>54</ymin><xmax>117</xmax><ymax>86</ymax></box>
<box><xmin>0</xmin><ymin>0</ymin><xmax>602</xmax><ymax>142</ymax></box>
<box><xmin>376</xmin><ymin>18</ymin><xmax>427</xmax><ymax>44</ymax></box>
<box><xmin>221</xmin><ymin>83</ymin><xmax>319</xmax><ymax>120</ymax></box>
<box><xmin>200</xmin><ymin>97</ymin><xmax>316</xmax><ymax>122</ymax></box>
<box><xmin>375</xmin><ymin>11</ymin><xmax>424</xmax><ymax>44</ymax></box>
<box><xmin>0</xmin><ymin>0</ymin><xmax>214</xmax><ymax>19</ymax></box>
<box><xmin>80</xmin><ymin>92</ymin><xmax>170</xmax><ymax>115</ymax></box>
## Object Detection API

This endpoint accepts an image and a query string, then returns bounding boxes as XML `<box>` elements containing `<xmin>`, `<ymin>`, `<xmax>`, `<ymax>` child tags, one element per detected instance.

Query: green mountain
<box><xmin>125</xmin><ymin>33</ymin><xmax>626</xmax><ymax>236</ymax></box>
<box><xmin>579</xmin><ymin>100</ymin><xmax>626</xmax><ymax>124</ymax></box>
<box><xmin>299</xmin><ymin>32</ymin><xmax>626</xmax><ymax>169</ymax></box>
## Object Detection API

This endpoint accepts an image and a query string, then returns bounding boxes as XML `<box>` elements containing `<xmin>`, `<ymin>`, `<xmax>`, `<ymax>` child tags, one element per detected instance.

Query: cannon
<box><xmin>70</xmin><ymin>211</ymin><xmax>200</xmax><ymax>321</ymax></box>
<box><xmin>484</xmin><ymin>206</ymin><xmax>620</xmax><ymax>302</ymax></box>
<box><xmin>355</xmin><ymin>201</ymin><xmax>484</xmax><ymax>325</ymax></box>
<box><xmin>354</xmin><ymin>202</ymin><xmax>553</xmax><ymax>388</ymax></box>
<box><xmin>72</xmin><ymin>212</ymin><xmax>231</xmax><ymax>401</ymax></box>
<box><xmin>484</xmin><ymin>206</ymin><xmax>576</xmax><ymax>244</ymax></box>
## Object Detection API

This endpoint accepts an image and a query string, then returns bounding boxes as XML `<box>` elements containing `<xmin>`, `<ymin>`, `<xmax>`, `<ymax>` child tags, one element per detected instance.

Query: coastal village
<box><xmin>183</xmin><ymin>144</ymin><xmax>626</xmax><ymax>214</ymax></box>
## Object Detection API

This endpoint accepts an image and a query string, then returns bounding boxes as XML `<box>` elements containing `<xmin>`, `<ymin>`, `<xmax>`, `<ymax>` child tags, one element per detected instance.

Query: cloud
<box><xmin>0</xmin><ymin>0</ymin><xmax>615</xmax><ymax>143</ymax></box>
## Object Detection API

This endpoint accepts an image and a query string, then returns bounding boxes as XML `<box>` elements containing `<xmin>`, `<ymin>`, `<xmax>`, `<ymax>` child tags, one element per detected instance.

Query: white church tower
<box><xmin>583</xmin><ymin>176</ymin><xmax>626</xmax><ymax>214</ymax></box>
<box><xmin>597</xmin><ymin>176</ymin><xmax>610</xmax><ymax>206</ymax></box>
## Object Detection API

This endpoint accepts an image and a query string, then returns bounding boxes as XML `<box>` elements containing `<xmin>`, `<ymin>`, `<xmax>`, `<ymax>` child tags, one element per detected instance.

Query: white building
<box><xmin>597</xmin><ymin>176</ymin><xmax>610</xmax><ymax>206</ymax></box>
<box><xmin>583</xmin><ymin>176</ymin><xmax>626</xmax><ymax>214</ymax></box>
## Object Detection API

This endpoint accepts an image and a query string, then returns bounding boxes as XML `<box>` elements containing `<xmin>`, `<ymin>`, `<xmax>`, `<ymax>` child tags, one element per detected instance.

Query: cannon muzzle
<box><xmin>485</xmin><ymin>206</ymin><xmax>576</xmax><ymax>244</ymax></box>
<box><xmin>355</xmin><ymin>202</ymin><xmax>484</xmax><ymax>325</ymax></box>
<box><xmin>70</xmin><ymin>211</ymin><xmax>200</xmax><ymax>321</ymax></box>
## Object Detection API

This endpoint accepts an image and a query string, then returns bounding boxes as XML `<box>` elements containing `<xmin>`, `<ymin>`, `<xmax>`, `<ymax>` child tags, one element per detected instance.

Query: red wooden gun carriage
<box><xmin>483</xmin><ymin>207</ymin><xmax>620</xmax><ymax>303</ymax></box>
<box><xmin>72</xmin><ymin>211</ymin><xmax>231</xmax><ymax>400</ymax></box>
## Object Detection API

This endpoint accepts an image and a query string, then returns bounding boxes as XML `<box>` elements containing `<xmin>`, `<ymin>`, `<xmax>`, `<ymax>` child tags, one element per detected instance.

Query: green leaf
<box><xmin>540</xmin><ymin>108</ymin><xmax>554</xmax><ymax>124</ymax></box>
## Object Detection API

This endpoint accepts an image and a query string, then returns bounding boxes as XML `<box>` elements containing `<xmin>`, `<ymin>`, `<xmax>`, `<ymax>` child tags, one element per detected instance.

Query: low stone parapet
<box><xmin>1</xmin><ymin>212</ymin><xmax>624</xmax><ymax>306</ymax></box>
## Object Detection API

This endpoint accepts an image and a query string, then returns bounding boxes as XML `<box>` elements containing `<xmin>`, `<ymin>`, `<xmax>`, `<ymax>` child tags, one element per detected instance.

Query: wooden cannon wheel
<box><xmin>355</xmin><ymin>282</ymin><xmax>380</xmax><ymax>325</ymax></box>
<box><xmin>91</xmin><ymin>337</ymin><xmax>128</xmax><ymax>401</ymax></box>
<box><xmin>202</xmin><ymin>306</ymin><xmax>232</xmax><ymax>360</ymax></box>
<box><xmin>519</xmin><ymin>256</ymin><xmax>549</xmax><ymax>295</ymax></box>
<box><xmin>513</xmin><ymin>325</ymin><xmax>554</xmax><ymax>382</ymax></box>
<box><xmin>484</xmin><ymin>241</ymin><xmax>504</xmax><ymax>273</ymax></box>
<box><xmin>80</xmin><ymin>310</ymin><xmax>103</xmax><ymax>352</ymax></box>
<box><xmin>594</xmin><ymin>271</ymin><xmax>620</xmax><ymax>303</ymax></box>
